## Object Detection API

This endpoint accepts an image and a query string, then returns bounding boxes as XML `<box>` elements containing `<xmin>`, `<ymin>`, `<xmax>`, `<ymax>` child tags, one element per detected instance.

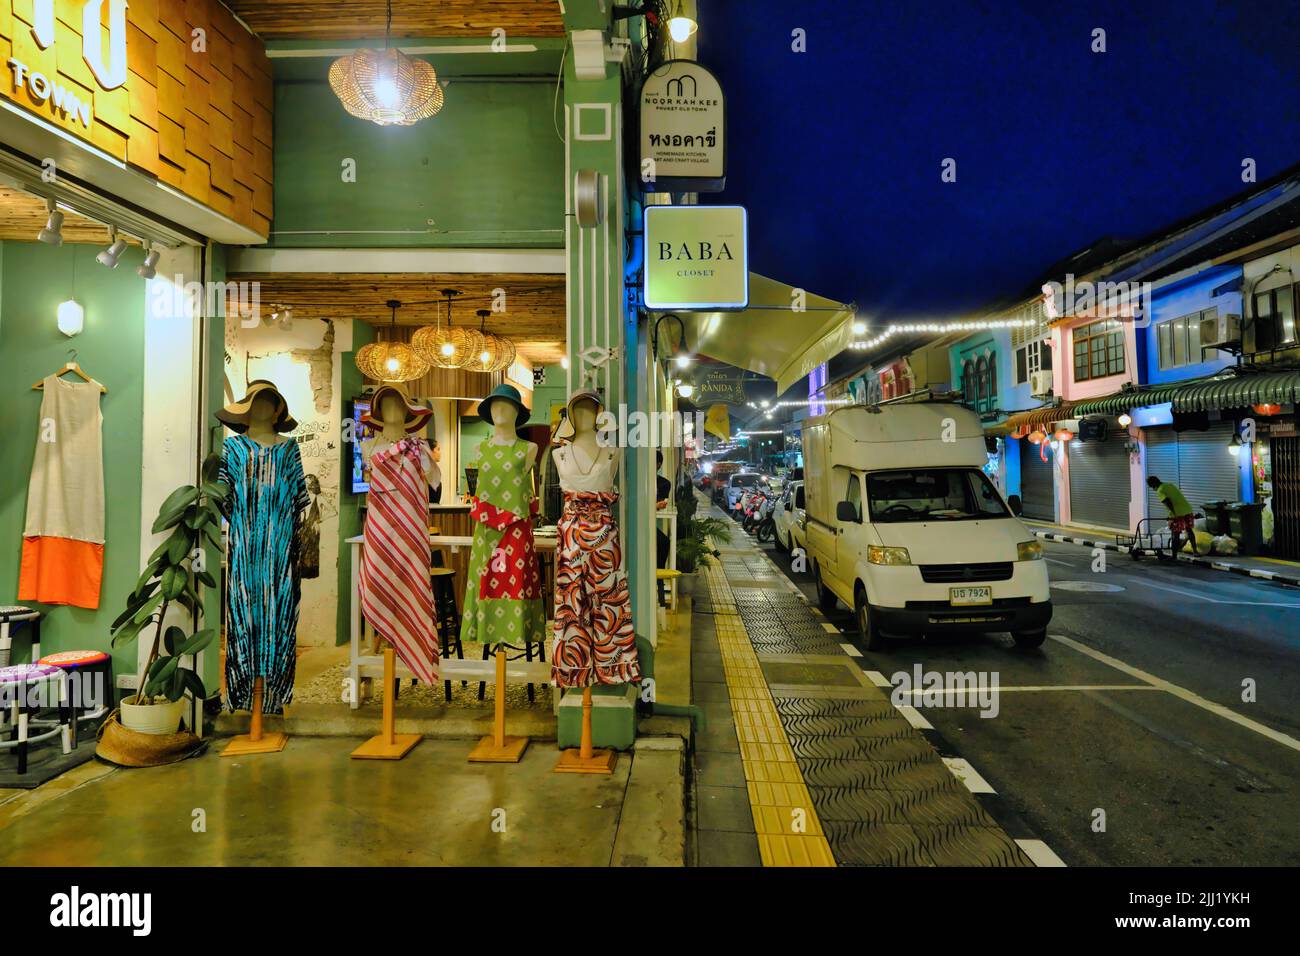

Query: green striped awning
<box><xmin>1071</xmin><ymin>371</ymin><xmax>1300</xmax><ymax>416</ymax></box>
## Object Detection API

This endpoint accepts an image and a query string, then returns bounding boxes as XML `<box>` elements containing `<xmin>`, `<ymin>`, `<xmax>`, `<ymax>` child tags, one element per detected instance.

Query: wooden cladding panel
<box><xmin>0</xmin><ymin>0</ymin><xmax>271</xmax><ymax>239</ymax></box>
<box><xmin>224</xmin><ymin>1</ymin><xmax>565</xmax><ymax>39</ymax></box>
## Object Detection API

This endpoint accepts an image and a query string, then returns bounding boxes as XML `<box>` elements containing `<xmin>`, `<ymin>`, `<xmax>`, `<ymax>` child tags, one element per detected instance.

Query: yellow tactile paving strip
<box><xmin>704</xmin><ymin>561</ymin><xmax>837</xmax><ymax>867</ymax></box>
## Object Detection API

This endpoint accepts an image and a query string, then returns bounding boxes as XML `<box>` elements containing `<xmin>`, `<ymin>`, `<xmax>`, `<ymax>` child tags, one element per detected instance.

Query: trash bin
<box><xmin>1201</xmin><ymin>500</ymin><xmax>1231</xmax><ymax>536</ymax></box>
<box><xmin>1226</xmin><ymin>502</ymin><xmax>1264</xmax><ymax>555</ymax></box>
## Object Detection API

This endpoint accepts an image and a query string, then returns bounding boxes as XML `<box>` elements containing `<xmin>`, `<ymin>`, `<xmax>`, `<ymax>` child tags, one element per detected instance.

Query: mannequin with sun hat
<box><xmin>462</xmin><ymin>384</ymin><xmax>543</xmax><ymax>762</ymax></box>
<box><xmin>215</xmin><ymin>380</ymin><xmax>309</xmax><ymax>756</ymax></box>
<box><xmin>352</xmin><ymin>384</ymin><xmax>439</xmax><ymax>759</ymax></box>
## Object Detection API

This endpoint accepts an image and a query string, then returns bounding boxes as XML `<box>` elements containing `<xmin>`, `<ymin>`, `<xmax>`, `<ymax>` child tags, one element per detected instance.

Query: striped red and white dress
<box><xmin>359</xmin><ymin>438</ymin><xmax>439</xmax><ymax>684</ymax></box>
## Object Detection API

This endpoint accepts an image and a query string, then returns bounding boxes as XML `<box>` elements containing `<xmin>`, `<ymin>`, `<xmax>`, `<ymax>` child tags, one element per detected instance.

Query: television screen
<box><xmin>351</xmin><ymin>399</ymin><xmax>374</xmax><ymax>494</ymax></box>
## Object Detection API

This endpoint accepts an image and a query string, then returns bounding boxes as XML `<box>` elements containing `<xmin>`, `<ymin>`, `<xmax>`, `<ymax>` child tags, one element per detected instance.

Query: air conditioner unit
<box><xmin>1200</xmin><ymin>312</ymin><xmax>1242</xmax><ymax>349</ymax></box>
<box><xmin>1030</xmin><ymin>370</ymin><xmax>1054</xmax><ymax>397</ymax></box>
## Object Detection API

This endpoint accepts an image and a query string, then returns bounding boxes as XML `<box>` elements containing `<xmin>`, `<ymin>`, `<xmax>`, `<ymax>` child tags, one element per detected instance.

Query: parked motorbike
<box><xmin>754</xmin><ymin>493</ymin><xmax>777</xmax><ymax>543</ymax></box>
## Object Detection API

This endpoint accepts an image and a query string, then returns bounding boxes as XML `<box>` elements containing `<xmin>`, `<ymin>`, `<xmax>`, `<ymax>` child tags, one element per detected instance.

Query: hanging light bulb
<box><xmin>412</xmin><ymin>290</ymin><xmax>485</xmax><ymax>369</ymax></box>
<box><xmin>328</xmin><ymin>1</ymin><xmax>444</xmax><ymax>126</ymax></box>
<box><xmin>355</xmin><ymin>300</ymin><xmax>430</xmax><ymax>383</ymax></box>
<box><xmin>667</xmin><ymin>0</ymin><xmax>698</xmax><ymax>42</ymax></box>
<box><xmin>1117</xmin><ymin>412</ymin><xmax>1132</xmax><ymax>428</ymax></box>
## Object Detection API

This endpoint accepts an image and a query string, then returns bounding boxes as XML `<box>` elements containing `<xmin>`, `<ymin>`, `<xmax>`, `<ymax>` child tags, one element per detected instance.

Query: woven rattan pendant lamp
<box><xmin>355</xmin><ymin>300</ymin><xmax>429</xmax><ymax>383</ymax></box>
<box><xmin>412</xmin><ymin>289</ymin><xmax>485</xmax><ymax>369</ymax></box>
<box><xmin>329</xmin><ymin>0</ymin><xmax>444</xmax><ymax>126</ymax></box>
<box><xmin>474</xmin><ymin>309</ymin><xmax>517</xmax><ymax>373</ymax></box>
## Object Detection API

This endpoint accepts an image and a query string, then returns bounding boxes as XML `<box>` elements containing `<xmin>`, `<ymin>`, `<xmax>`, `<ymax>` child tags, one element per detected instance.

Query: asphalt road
<box><xmin>749</xmin><ymin>514</ymin><xmax>1300</xmax><ymax>866</ymax></box>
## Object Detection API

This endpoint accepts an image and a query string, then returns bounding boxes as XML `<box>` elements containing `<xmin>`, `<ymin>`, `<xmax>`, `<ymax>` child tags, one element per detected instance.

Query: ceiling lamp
<box><xmin>473</xmin><ymin>309</ymin><xmax>516</xmax><ymax>373</ymax></box>
<box><xmin>412</xmin><ymin>289</ymin><xmax>485</xmax><ymax>369</ymax></box>
<box><xmin>667</xmin><ymin>0</ymin><xmax>698</xmax><ymax>42</ymax></box>
<box><xmin>137</xmin><ymin>242</ymin><xmax>161</xmax><ymax>279</ymax></box>
<box><xmin>328</xmin><ymin>1</ymin><xmax>443</xmax><ymax>127</ymax></box>
<box><xmin>355</xmin><ymin>300</ymin><xmax>430</xmax><ymax>383</ymax></box>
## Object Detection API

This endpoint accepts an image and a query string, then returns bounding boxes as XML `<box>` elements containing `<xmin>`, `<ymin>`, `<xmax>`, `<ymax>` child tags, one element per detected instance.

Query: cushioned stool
<box><xmin>0</xmin><ymin>605</ymin><xmax>42</xmax><ymax>668</ymax></box>
<box><xmin>38</xmin><ymin>650</ymin><xmax>113</xmax><ymax>745</ymax></box>
<box><xmin>0</xmin><ymin>663</ymin><xmax>72</xmax><ymax>774</ymax></box>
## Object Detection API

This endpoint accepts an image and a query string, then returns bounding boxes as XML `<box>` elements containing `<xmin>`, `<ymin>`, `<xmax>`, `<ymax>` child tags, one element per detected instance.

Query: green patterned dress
<box><xmin>460</xmin><ymin>438</ymin><xmax>546</xmax><ymax>650</ymax></box>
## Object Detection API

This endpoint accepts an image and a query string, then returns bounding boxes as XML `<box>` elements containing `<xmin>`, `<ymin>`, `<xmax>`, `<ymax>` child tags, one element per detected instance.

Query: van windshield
<box><xmin>865</xmin><ymin>468</ymin><xmax>1009</xmax><ymax>522</ymax></box>
<box><xmin>733</xmin><ymin>474</ymin><xmax>759</xmax><ymax>487</ymax></box>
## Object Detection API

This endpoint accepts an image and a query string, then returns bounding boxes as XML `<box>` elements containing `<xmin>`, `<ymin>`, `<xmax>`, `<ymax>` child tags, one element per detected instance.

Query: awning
<box><xmin>1072</xmin><ymin>371</ymin><xmax>1300</xmax><ymax>416</ymax></box>
<box><xmin>990</xmin><ymin>403</ymin><xmax>1075</xmax><ymax>435</ymax></box>
<box><xmin>679</xmin><ymin>273</ymin><xmax>853</xmax><ymax>395</ymax></box>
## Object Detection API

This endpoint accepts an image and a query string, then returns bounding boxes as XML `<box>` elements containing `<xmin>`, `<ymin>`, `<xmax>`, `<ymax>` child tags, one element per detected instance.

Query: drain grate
<box><xmin>788</xmin><ymin>734</ymin><xmax>934</xmax><ymax>762</ymax></box>
<box><xmin>775</xmin><ymin>697</ymin><xmax>896</xmax><ymax>719</ymax></box>
<box><xmin>782</xmin><ymin>714</ymin><xmax>916</xmax><ymax>738</ymax></box>
<box><xmin>917</xmin><ymin>825</ymin><xmax>1033</xmax><ymax>867</ymax></box>
<box><xmin>796</xmin><ymin>757</ymin><xmax>964</xmax><ymax>792</ymax></box>
<box><xmin>809</xmin><ymin>787</ymin><xmax>910</xmax><ymax>824</ymax></box>
<box><xmin>822</xmin><ymin>821</ymin><xmax>934</xmax><ymax>867</ymax></box>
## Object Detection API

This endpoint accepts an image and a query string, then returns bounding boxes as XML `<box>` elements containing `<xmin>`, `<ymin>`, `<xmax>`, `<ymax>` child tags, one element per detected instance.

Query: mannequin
<box><xmin>462</xmin><ymin>384</ymin><xmax>542</xmax><ymax>763</ymax></box>
<box><xmin>216</xmin><ymin>380</ymin><xmax>308</xmax><ymax>757</ymax></box>
<box><xmin>551</xmin><ymin>390</ymin><xmax>640</xmax><ymax>774</ymax></box>
<box><xmin>354</xmin><ymin>386</ymin><xmax>438</xmax><ymax>759</ymax></box>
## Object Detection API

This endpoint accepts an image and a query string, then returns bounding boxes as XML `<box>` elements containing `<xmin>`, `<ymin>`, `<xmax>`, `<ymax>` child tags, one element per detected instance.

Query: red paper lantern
<box><xmin>1253</xmin><ymin>403</ymin><xmax>1282</xmax><ymax>417</ymax></box>
<box><xmin>1027</xmin><ymin>430</ymin><xmax>1046</xmax><ymax>444</ymax></box>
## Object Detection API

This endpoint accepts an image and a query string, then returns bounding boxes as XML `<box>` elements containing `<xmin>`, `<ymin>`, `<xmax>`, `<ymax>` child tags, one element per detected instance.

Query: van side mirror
<box><xmin>1007</xmin><ymin>494</ymin><xmax>1023</xmax><ymax>517</ymax></box>
<box><xmin>836</xmin><ymin>500</ymin><xmax>860</xmax><ymax>523</ymax></box>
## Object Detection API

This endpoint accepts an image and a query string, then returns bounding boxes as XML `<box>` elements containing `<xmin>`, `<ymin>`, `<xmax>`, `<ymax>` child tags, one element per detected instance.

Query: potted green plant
<box><xmin>109</xmin><ymin>453</ymin><xmax>227</xmax><ymax>735</ymax></box>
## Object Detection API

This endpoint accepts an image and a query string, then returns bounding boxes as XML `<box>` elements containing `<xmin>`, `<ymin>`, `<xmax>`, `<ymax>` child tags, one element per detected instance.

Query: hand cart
<box><xmin>1116</xmin><ymin>514</ymin><xmax>1200</xmax><ymax>562</ymax></box>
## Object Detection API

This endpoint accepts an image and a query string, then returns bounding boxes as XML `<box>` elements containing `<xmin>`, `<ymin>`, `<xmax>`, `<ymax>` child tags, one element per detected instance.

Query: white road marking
<box><xmin>1132</xmin><ymin>577</ymin><xmax>1300</xmax><ymax>607</ymax></box>
<box><xmin>1050</xmin><ymin>634</ymin><xmax>1300</xmax><ymax>754</ymax></box>
<box><xmin>1016</xmin><ymin>839</ymin><xmax>1067</xmax><ymax>867</ymax></box>
<box><xmin>942</xmin><ymin>757</ymin><xmax>996</xmax><ymax>794</ymax></box>
<box><xmin>1045</xmin><ymin>557</ymin><xmax>1076</xmax><ymax>568</ymax></box>
<box><xmin>898</xmin><ymin>685</ymin><xmax>1159</xmax><ymax>695</ymax></box>
<box><xmin>839</xmin><ymin>642</ymin><xmax>862</xmax><ymax>658</ymax></box>
<box><xmin>864</xmin><ymin>670</ymin><xmax>892</xmax><ymax>688</ymax></box>
<box><xmin>822</xmin><ymin>622</ymin><xmax>841</xmax><ymax>634</ymax></box>
<box><xmin>897</xmin><ymin>705</ymin><xmax>933</xmax><ymax>729</ymax></box>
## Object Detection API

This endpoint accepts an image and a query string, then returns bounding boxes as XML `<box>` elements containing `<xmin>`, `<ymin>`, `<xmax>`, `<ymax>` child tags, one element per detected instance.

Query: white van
<box><xmin>803</xmin><ymin>402</ymin><xmax>1051</xmax><ymax>650</ymax></box>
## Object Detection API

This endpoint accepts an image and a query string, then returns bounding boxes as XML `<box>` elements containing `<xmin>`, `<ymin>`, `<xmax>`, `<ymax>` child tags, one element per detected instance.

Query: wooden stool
<box><xmin>0</xmin><ymin>605</ymin><xmax>41</xmax><ymax>668</ymax></box>
<box><xmin>430</xmin><ymin>567</ymin><xmax>464</xmax><ymax>700</ymax></box>
<box><xmin>0</xmin><ymin>664</ymin><xmax>72</xmax><ymax>774</ymax></box>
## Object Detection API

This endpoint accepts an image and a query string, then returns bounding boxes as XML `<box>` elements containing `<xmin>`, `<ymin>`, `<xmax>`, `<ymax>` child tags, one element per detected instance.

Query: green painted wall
<box><xmin>0</xmin><ymin>240</ymin><xmax>146</xmax><ymax>680</ymax></box>
<box><xmin>271</xmin><ymin>79</ymin><xmax>565</xmax><ymax>248</ymax></box>
<box><xmin>531</xmin><ymin>364</ymin><xmax>567</xmax><ymax>428</ymax></box>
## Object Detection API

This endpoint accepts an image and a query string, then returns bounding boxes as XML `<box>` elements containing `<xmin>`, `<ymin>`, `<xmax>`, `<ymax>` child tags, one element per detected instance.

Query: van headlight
<box><xmin>1017</xmin><ymin>540</ymin><xmax>1044</xmax><ymax>561</ymax></box>
<box><xmin>868</xmin><ymin>546</ymin><xmax>911</xmax><ymax>566</ymax></box>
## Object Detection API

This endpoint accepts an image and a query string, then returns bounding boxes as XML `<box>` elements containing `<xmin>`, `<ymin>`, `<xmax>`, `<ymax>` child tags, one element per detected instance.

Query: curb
<box><xmin>1031</xmin><ymin>530</ymin><xmax>1300</xmax><ymax>587</ymax></box>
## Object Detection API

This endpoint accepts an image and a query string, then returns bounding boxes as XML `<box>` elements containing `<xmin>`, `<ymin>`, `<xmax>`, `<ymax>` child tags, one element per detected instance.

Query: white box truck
<box><xmin>803</xmin><ymin>402</ymin><xmax>1051</xmax><ymax>650</ymax></box>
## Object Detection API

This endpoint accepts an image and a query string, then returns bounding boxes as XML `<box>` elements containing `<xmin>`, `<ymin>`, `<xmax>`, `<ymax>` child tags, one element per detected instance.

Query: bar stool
<box><xmin>430</xmin><ymin>567</ymin><xmax>464</xmax><ymax>700</ymax></box>
<box><xmin>37</xmin><ymin>650</ymin><xmax>113</xmax><ymax>745</ymax></box>
<box><xmin>0</xmin><ymin>663</ymin><xmax>72</xmax><ymax>774</ymax></box>
<box><xmin>0</xmin><ymin>605</ymin><xmax>42</xmax><ymax>668</ymax></box>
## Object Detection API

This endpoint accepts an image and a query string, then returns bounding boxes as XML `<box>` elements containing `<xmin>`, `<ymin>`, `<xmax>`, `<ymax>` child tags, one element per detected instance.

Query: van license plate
<box><xmin>949</xmin><ymin>586</ymin><xmax>992</xmax><ymax>606</ymax></box>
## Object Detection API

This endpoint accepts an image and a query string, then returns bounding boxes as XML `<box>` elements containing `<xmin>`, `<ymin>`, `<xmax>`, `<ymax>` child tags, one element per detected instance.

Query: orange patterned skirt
<box><xmin>551</xmin><ymin>491</ymin><xmax>641</xmax><ymax>688</ymax></box>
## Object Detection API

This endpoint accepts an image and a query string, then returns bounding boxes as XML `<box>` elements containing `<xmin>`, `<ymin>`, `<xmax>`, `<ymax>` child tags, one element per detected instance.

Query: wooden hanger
<box><xmin>31</xmin><ymin>349</ymin><xmax>107</xmax><ymax>393</ymax></box>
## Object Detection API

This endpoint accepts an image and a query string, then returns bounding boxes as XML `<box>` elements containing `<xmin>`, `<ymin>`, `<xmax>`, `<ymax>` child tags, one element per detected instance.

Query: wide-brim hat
<box><xmin>554</xmin><ymin>389</ymin><xmax>605</xmax><ymax>443</ymax></box>
<box><xmin>216</xmin><ymin>379</ymin><xmax>297</xmax><ymax>434</ymax></box>
<box><xmin>363</xmin><ymin>384</ymin><xmax>433</xmax><ymax>434</ymax></box>
<box><xmin>479</xmin><ymin>383</ymin><xmax>530</xmax><ymax>429</ymax></box>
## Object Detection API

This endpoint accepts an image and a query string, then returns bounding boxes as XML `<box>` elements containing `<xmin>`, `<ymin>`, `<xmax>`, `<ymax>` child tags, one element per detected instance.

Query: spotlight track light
<box><xmin>137</xmin><ymin>242</ymin><xmax>161</xmax><ymax>279</ymax></box>
<box><xmin>96</xmin><ymin>228</ymin><xmax>128</xmax><ymax>268</ymax></box>
<box><xmin>37</xmin><ymin>201</ymin><xmax>64</xmax><ymax>245</ymax></box>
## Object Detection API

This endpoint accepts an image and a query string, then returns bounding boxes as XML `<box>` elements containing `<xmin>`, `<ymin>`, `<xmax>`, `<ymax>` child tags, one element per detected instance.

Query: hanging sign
<box><xmin>639</xmin><ymin>59</ymin><xmax>726</xmax><ymax>192</ymax></box>
<box><xmin>644</xmin><ymin>204</ymin><xmax>748</xmax><ymax>311</ymax></box>
<box><xmin>695</xmin><ymin>371</ymin><xmax>751</xmax><ymax>406</ymax></box>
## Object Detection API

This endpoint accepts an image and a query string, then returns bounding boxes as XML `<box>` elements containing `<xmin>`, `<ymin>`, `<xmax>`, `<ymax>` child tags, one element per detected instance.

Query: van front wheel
<box><xmin>1012</xmin><ymin>628</ymin><xmax>1047</xmax><ymax>649</ymax></box>
<box><xmin>814</xmin><ymin>564</ymin><xmax>837</xmax><ymax>612</ymax></box>
<box><xmin>854</xmin><ymin>588</ymin><xmax>888</xmax><ymax>652</ymax></box>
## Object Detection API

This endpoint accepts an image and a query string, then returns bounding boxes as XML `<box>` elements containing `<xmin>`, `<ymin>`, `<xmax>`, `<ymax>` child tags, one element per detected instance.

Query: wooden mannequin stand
<box><xmin>555</xmin><ymin>687</ymin><xmax>617</xmax><ymax>774</ymax></box>
<box><xmin>220</xmin><ymin>678</ymin><xmax>288</xmax><ymax>756</ymax></box>
<box><xmin>352</xmin><ymin>646</ymin><xmax>422</xmax><ymax>759</ymax></box>
<box><xmin>468</xmin><ymin>648</ymin><xmax>529</xmax><ymax>762</ymax></box>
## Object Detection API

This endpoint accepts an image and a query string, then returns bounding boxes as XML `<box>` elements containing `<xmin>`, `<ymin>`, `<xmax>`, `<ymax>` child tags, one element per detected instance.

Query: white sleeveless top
<box><xmin>554</xmin><ymin>444</ymin><xmax>618</xmax><ymax>494</ymax></box>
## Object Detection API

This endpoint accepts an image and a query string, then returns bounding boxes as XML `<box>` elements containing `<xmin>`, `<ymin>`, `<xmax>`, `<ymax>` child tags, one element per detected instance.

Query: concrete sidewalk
<box><xmin>1025</xmin><ymin>519</ymin><xmax>1300</xmax><ymax>587</ymax></box>
<box><xmin>0</xmin><ymin>734</ymin><xmax>685</xmax><ymax>866</ymax></box>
